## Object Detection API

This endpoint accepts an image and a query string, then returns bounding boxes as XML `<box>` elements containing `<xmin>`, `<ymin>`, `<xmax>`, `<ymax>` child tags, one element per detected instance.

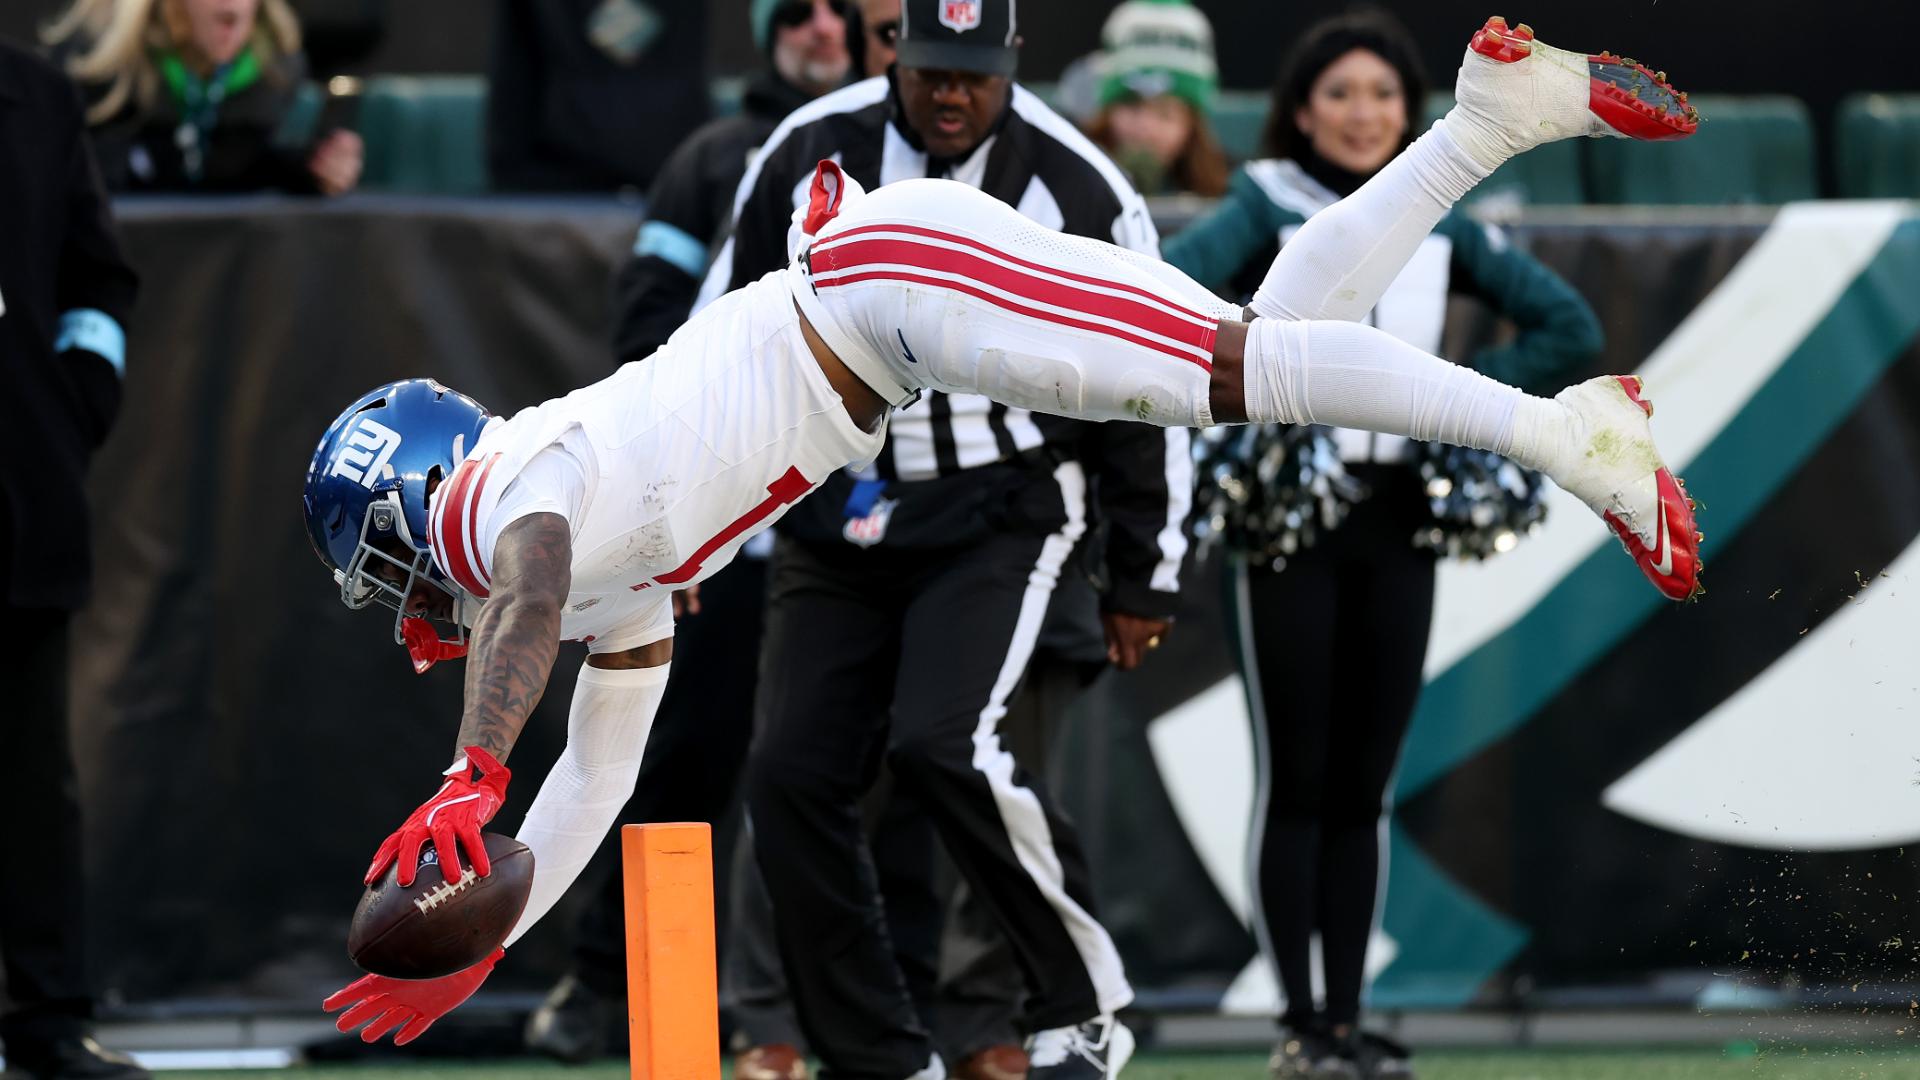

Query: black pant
<box><xmin>566</xmin><ymin>556</ymin><xmax>768</xmax><ymax>995</ymax></box>
<box><xmin>722</xmin><ymin>763</ymin><xmax>946</xmax><ymax>1053</ymax></box>
<box><xmin>1235</xmin><ymin>466</ymin><xmax>1434</xmax><ymax>1031</ymax></box>
<box><xmin>747</xmin><ymin>529</ymin><xmax>1120</xmax><ymax>1079</ymax></box>
<box><xmin>723</xmin><ymin>652</ymin><xmax>1083</xmax><ymax>1061</ymax></box>
<box><xmin>0</xmin><ymin>606</ymin><xmax>95</xmax><ymax>1049</ymax></box>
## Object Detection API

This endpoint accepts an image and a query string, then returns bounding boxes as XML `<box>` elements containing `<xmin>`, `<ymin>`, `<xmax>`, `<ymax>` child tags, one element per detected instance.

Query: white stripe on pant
<box><xmin>962</xmin><ymin>460</ymin><xmax>1134</xmax><ymax>1018</ymax></box>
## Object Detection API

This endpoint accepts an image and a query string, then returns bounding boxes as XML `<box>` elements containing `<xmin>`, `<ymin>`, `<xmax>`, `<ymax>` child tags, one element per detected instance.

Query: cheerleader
<box><xmin>1164</xmin><ymin>12</ymin><xmax>1601</xmax><ymax>1078</ymax></box>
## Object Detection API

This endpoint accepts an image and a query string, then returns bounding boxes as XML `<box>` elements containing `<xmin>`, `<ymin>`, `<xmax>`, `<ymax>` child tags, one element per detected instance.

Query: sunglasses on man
<box><xmin>770</xmin><ymin>0</ymin><xmax>849</xmax><ymax>31</ymax></box>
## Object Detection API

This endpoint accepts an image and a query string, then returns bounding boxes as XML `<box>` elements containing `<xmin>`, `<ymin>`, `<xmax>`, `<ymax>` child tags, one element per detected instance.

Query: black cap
<box><xmin>896</xmin><ymin>0</ymin><xmax>1019</xmax><ymax>78</ymax></box>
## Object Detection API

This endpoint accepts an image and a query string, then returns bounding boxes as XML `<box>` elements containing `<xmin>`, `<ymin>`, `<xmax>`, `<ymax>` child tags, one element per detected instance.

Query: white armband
<box><xmin>504</xmin><ymin>659</ymin><xmax>670</xmax><ymax>947</ymax></box>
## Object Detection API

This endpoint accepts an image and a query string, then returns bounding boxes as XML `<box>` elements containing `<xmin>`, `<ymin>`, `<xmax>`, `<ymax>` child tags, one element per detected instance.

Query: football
<box><xmin>347</xmin><ymin>833</ymin><xmax>534</xmax><ymax>979</ymax></box>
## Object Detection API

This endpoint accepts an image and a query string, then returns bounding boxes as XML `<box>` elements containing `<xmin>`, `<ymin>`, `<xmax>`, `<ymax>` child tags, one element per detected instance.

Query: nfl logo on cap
<box><xmin>900</xmin><ymin>0</ymin><xmax>1017</xmax><ymax>77</ymax></box>
<box><xmin>940</xmin><ymin>0</ymin><xmax>982</xmax><ymax>32</ymax></box>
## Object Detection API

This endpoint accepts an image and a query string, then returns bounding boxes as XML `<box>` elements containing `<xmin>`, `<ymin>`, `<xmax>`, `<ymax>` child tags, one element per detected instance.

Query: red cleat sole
<box><xmin>1588</xmin><ymin>52</ymin><xmax>1700</xmax><ymax>140</ymax></box>
<box><xmin>1469</xmin><ymin>15</ymin><xmax>1535</xmax><ymax>63</ymax></box>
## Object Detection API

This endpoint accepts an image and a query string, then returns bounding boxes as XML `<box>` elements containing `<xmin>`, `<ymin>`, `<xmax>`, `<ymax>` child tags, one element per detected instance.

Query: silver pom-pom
<box><xmin>1412</xmin><ymin>443</ymin><xmax>1548</xmax><ymax>560</ymax></box>
<box><xmin>1191</xmin><ymin>424</ymin><xmax>1368</xmax><ymax>570</ymax></box>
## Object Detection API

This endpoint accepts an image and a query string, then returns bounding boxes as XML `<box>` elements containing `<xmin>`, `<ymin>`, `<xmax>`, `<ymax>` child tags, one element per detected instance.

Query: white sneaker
<box><xmin>1447</xmin><ymin>15</ymin><xmax>1699</xmax><ymax>171</ymax></box>
<box><xmin>1027</xmin><ymin>1016</ymin><xmax>1135</xmax><ymax>1080</ymax></box>
<box><xmin>1548</xmin><ymin>375</ymin><xmax>1703</xmax><ymax>602</ymax></box>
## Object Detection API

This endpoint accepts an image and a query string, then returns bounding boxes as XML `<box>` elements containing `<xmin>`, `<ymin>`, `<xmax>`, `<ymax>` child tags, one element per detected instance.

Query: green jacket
<box><xmin>1163</xmin><ymin>159</ymin><xmax>1601</xmax><ymax>397</ymax></box>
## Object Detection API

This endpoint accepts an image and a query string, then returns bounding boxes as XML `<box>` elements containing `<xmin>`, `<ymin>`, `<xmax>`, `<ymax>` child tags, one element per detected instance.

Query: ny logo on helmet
<box><xmin>329</xmin><ymin>417</ymin><xmax>404</xmax><ymax>488</ymax></box>
<box><xmin>939</xmin><ymin>0</ymin><xmax>981</xmax><ymax>32</ymax></box>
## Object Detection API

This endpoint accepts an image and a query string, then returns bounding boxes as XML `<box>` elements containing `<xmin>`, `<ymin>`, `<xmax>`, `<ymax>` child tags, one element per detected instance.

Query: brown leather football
<box><xmin>347</xmin><ymin>833</ymin><xmax>534</xmax><ymax>979</ymax></box>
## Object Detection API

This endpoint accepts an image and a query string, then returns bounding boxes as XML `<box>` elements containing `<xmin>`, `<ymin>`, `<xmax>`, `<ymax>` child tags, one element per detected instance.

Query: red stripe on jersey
<box><xmin>462</xmin><ymin>454</ymin><xmax>503</xmax><ymax>594</ymax></box>
<box><xmin>818</xmin><ymin>236</ymin><xmax>1215</xmax><ymax>365</ymax></box>
<box><xmin>820</xmin><ymin>268</ymin><xmax>1215</xmax><ymax>369</ymax></box>
<box><xmin>430</xmin><ymin>459</ymin><xmax>480</xmax><ymax>591</ymax></box>
<box><xmin>640</xmin><ymin>466</ymin><xmax>815</xmax><ymax>588</ymax></box>
<box><xmin>431</xmin><ymin>454</ymin><xmax>500</xmax><ymax>599</ymax></box>
<box><xmin>817</xmin><ymin>222</ymin><xmax>1217</xmax><ymax>326</ymax></box>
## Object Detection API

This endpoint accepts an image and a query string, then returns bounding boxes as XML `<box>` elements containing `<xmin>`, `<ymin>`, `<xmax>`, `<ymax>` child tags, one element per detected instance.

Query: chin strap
<box><xmin>402</xmin><ymin>616</ymin><xmax>469</xmax><ymax>675</ymax></box>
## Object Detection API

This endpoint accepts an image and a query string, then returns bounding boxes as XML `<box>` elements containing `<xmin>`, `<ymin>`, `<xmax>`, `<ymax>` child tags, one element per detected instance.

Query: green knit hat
<box><xmin>1097</xmin><ymin>0</ymin><xmax>1218</xmax><ymax>114</ymax></box>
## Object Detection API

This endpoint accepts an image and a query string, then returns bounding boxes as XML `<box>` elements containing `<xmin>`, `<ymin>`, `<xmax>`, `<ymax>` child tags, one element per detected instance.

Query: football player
<box><xmin>315</xmin><ymin>19</ymin><xmax>1700</xmax><ymax>1074</ymax></box>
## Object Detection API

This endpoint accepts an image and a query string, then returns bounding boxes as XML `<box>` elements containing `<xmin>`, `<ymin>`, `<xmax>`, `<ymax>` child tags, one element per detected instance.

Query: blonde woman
<box><xmin>45</xmin><ymin>0</ymin><xmax>361</xmax><ymax>194</ymax></box>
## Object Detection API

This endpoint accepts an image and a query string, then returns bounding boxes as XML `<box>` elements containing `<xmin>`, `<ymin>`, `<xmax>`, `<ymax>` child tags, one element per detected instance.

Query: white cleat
<box><xmin>1446</xmin><ymin>16</ymin><xmax>1700</xmax><ymax>171</ymax></box>
<box><xmin>1549</xmin><ymin>375</ymin><xmax>1703</xmax><ymax>602</ymax></box>
<box><xmin>1027</xmin><ymin>1016</ymin><xmax>1135</xmax><ymax>1080</ymax></box>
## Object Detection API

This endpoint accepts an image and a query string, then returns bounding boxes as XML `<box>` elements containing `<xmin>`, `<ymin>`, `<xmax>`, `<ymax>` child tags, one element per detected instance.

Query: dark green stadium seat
<box><xmin>1585</xmin><ymin>94</ymin><xmax>1816</xmax><ymax>205</ymax></box>
<box><xmin>1837</xmin><ymin>94</ymin><xmax>1920</xmax><ymax>198</ymax></box>
<box><xmin>1424</xmin><ymin>93</ymin><xmax>1585</xmax><ymax>206</ymax></box>
<box><xmin>358</xmin><ymin>76</ymin><xmax>489</xmax><ymax>195</ymax></box>
<box><xmin>1210</xmin><ymin>89</ymin><xmax>1269</xmax><ymax>163</ymax></box>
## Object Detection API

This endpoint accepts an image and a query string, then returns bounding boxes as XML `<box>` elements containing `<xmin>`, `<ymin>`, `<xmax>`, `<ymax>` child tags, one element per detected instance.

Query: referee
<box><xmin>705</xmin><ymin>1</ymin><xmax>1185</xmax><ymax>1074</ymax></box>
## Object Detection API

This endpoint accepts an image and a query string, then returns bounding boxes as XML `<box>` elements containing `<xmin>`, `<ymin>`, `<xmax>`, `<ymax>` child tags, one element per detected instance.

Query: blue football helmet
<box><xmin>304</xmin><ymin>379</ymin><xmax>491</xmax><ymax>670</ymax></box>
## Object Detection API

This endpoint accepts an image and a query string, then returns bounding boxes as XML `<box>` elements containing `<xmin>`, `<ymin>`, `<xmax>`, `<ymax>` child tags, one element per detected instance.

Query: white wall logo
<box><xmin>940</xmin><ymin>0</ymin><xmax>981</xmax><ymax>32</ymax></box>
<box><xmin>329</xmin><ymin>417</ymin><xmax>403</xmax><ymax>488</ymax></box>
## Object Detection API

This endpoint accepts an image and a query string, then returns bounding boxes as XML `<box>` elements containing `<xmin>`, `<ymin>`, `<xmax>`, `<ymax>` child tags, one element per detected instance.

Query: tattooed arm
<box><xmin>454</xmin><ymin>512</ymin><xmax>573</xmax><ymax>763</ymax></box>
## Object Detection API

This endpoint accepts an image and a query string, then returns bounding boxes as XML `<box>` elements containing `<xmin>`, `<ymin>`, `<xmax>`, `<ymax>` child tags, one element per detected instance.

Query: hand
<box><xmin>323</xmin><ymin>947</ymin><xmax>501</xmax><ymax>1045</ymax></box>
<box><xmin>309</xmin><ymin>129</ymin><xmax>364</xmax><ymax>196</ymax></box>
<box><xmin>1102</xmin><ymin>611</ymin><xmax>1171</xmax><ymax>672</ymax></box>
<box><xmin>365</xmin><ymin>746</ymin><xmax>511</xmax><ymax>887</ymax></box>
<box><xmin>672</xmin><ymin>584</ymin><xmax>702</xmax><ymax>619</ymax></box>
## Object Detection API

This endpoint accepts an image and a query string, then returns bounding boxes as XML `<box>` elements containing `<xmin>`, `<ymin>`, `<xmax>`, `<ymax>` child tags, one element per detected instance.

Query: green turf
<box><xmin>159</xmin><ymin>1047</ymin><xmax>1920</xmax><ymax>1080</ymax></box>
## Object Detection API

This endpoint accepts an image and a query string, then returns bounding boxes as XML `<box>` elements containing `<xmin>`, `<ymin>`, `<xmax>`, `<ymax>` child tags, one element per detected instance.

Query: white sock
<box><xmin>505</xmin><ymin>661</ymin><xmax>669</xmax><ymax>947</ymax></box>
<box><xmin>1250</xmin><ymin>121</ymin><xmax>1492</xmax><ymax>323</ymax></box>
<box><xmin>1443</xmin><ymin>99</ymin><xmax>1528</xmax><ymax>174</ymax></box>
<box><xmin>1242</xmin><ymin>318</ymin><xmax>1573</xmax><ymax>472</ymax></box>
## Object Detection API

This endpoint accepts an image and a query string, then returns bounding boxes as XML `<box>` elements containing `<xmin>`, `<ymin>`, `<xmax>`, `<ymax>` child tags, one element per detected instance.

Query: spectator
<box><xmin>845</xmin><ymin>0</ymin><xmax>898</xmax><ymax>78</ymax></box>
<box><xmin>610</xmin><ymin>0</ymin><xmax>849</xmax><ymax>363</ymax></box>
<box><xmin>487</xmin><ymin>0</ymin><xmax>710</xmax><ymax>193</ymax></box>
<box><xmin>1162</xmin><ymin>11</ymin><xmax>1601</xmax><ymax>1077</ymax></box>
<box><xmin>1085</xmin><ymin>0</ymin><xmax>1226</xmax><ymax>196</ymax></box>
<box><xmin>0</xmin><ymin>35</ymin><xmax>145</xmax><ymax>1080</ymax></box>
<box><xmin>44</xmin><ymin>0</ymin><xmax>362</xmax><ymax>195</ymax></box>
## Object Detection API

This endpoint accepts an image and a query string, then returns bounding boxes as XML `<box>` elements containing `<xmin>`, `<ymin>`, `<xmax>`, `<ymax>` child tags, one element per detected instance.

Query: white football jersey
<box><xmin>427</xmin><ymin>272</ymin><xmax>884</xmax><ymax>653</ymax></box>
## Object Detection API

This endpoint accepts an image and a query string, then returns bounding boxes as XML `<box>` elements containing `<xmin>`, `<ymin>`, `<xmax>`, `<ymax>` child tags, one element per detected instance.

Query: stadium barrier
<box><xmin>74</xmin><ymin>196</ymin><xmax>1920</xmax><ymax>1018</ymax></box>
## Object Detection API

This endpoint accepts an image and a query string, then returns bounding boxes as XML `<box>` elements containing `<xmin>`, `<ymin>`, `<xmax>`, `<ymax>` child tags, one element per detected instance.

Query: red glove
<box><xmin>323</xmin><ymin>947</ymin><xmax>501</xmax><ymax>1045</ymax></box>
<box><xmin>364</xmin><ymin>746</ymin><xmax>510</xmax><ymax>887</ymax></box>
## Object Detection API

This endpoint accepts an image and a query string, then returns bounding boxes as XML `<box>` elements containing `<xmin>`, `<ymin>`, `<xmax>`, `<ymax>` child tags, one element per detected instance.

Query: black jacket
<box><xmin>82</xmin><ymin>49</ymin><xmax>320</xmax><ymax>194</ymax></box>
<box><xmin>487</xmin><ymin>0</ymin><xmax>710</xmax><ymax>192</ymax></box>
<box><xmin>702</xmin><ymin>75</ymin><xmax>1189</xmax><ymax>618</ymax></box>
<box><xmin>0</xmin><ymin>40</ymin><xmax>139</xmax><ymax>608</ymax></box>
<box><xmin>610</xmin><ymin>70</ymin><xmax>818</xmax><ymax>364</ymax></box>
